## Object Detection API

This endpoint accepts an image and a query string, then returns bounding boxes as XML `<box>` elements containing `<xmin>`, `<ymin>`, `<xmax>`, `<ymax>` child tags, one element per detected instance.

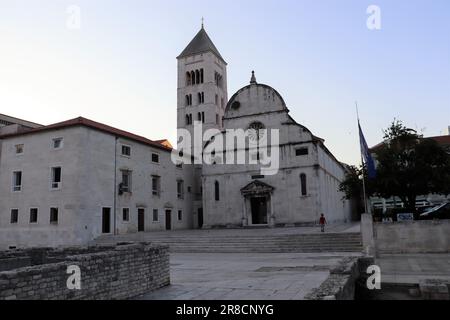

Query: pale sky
<box><xmin>1</xmin><ymin>0</ymin><xmax>449</xmax><ymax>165</ymax></box>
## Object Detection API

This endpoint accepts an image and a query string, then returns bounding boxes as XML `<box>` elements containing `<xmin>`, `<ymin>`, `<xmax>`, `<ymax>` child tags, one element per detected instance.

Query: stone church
<box><xmin>0</xmin><ymin>25</ymin><xmax>352</xmax><ymax>249</ymax></box>
<box><xmin>176</xmin><ymin>26</ymin><xmax>352</xmax><ymax>228</ymax></box>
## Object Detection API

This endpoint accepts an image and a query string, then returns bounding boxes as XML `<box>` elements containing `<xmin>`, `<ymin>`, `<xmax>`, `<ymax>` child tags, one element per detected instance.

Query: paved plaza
<box><xmin>96</xmin><ymin>222</ymin><xmax>361</xmax><ymax>243</ymax></box>
<box><xmin>376</xmin><ymin>253</ymin><xmax>450</xmax><ymax>284</ymax></box>
<box><xmin>137</xmin><ymin>252</ymin><xmax>361</xmax><ymax>300</ymax></box>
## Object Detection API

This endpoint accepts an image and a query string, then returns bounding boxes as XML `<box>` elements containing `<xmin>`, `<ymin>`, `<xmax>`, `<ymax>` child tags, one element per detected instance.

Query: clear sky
<box><xmin>1</xmin><ymin>0</ymin><xmax>449</xmax><ymax>165</ymax></box>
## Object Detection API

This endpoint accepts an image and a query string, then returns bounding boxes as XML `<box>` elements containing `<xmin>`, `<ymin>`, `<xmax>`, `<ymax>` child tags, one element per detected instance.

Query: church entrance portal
<box><xmin>250</xmin><ymin>197</ymin><xmax>268</xmax><ymax>225</ymax></box>
<box><xmin>241</xmin><ymin>180</ymin><xmax>274</xmax><ymax>227</ymax></box>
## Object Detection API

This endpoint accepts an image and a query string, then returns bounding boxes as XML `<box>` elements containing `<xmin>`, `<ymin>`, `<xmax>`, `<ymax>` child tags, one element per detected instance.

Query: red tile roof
<box><xmin>0</xmin><ymin>117</ymin><xmax>173</xmax><ymax>152</ymax></box>
<box><xmin>428</xmin><ymin>135</ymin><xmax>450</xmax><ymax>146</ymax></box>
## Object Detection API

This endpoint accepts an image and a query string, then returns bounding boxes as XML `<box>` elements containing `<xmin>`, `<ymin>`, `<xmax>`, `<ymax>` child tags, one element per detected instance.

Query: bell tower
<box><xmin>177</xmin><ymin>24</ymin><xmax>228</xmax><ymax>156</ymax></box>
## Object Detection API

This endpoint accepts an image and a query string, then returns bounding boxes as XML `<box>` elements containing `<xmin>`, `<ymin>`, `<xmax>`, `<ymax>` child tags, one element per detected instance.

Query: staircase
<box><xmin>96</xmin><ymin>231</ymin><xmax>363</xmax><ymax>253</ymax></box>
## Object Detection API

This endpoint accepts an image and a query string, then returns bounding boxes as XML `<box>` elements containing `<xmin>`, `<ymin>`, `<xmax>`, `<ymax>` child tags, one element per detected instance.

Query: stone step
<box><xmin>166</xmin><ymin>245</ymin><xmax>362</xmax><ymax>250</ymax></box>
<box><xmin>107</xmin><ymin>237</ymin><xmax>362</xmax><ymax>243</ymax></box>
<box><xmin>132</xmin><ymin>234</ymin><xmax>362</xmax><ymax>240</ymax></box>
<box><xmin>139</xmin><ymin>235</ymin><xmax>362</xmax><ymax>239</ymax></box>
<box><xmin>169</xmin><ymin>248</ymin><xmax>362</xmax><ymax>253</ymax></box>
<box><xmin>151</xmin><ymin>241</ymin><xmax>362</xmax><ymax>247</ymax></box>
<box><xmin>142</xmin><ymin>241</ymin><xmax>362</xmax><ymax>246</ymax></box>
<box><xmin>95</xmin><ymin>231</ymin><xmax>363</xmax><ymax>253</ymax></box>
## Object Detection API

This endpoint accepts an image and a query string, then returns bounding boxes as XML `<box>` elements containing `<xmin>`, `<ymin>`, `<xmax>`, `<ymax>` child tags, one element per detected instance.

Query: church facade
<box><xmin>201</xmin><ymin>82</ymin><xmax>352</xmax><ymax>227</ymax></box>
<box><xmin>0</xmin><ymin>26</ymin><xmax>352</xmax><ymax>249</ymax></box>
<box><xmin>176</xmin><ymin>26</ymin><xmax>352</xmax><ymax>228</ymax></box>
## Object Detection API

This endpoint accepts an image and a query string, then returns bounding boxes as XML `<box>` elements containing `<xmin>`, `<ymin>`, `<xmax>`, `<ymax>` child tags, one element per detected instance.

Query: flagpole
<box><xmin>356</xmin><ymin>102</ymin><xmax>370</xmax><ymax>214</ymax></box>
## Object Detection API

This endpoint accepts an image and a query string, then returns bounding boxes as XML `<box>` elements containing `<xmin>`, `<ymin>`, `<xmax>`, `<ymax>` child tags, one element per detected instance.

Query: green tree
<box><xmin>340</xmin><ymin>120</ymin><xmax>450</xmax><ymax>214</ymax></box>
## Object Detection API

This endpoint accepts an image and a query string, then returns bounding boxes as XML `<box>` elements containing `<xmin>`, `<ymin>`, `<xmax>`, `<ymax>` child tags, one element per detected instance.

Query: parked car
<box><xmin>419</xmin><ymin>202</ymin><xmax>450</xmax><ymax>220</ymax></box>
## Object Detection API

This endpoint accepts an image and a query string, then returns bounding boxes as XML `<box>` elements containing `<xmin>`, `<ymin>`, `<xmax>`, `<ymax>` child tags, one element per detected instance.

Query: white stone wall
<box><xmin>374</xmin><ymin>220</ymin><xmax>450</xmax><ymax>254</ymax></box>
<box><xmin>316</xmin><ymin>146</ymin><xmax>352</xmax><ymax>223</ymax></box>
<box><xmin>202</xmin><ymin>83</ymin><xmax>351</xmax><ymax>227</ymax></box>
<box><xmin>0</xmin><ymin>126</ymin><xmax>195</xmax><ymax>250</ymax></box>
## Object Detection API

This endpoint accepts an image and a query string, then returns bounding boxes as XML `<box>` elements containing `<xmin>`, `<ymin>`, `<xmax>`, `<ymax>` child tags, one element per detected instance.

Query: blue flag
<box><xmin>358</xmin><ymin>122</ymin><xmax>377</xmax><ymax>179</ymax></box>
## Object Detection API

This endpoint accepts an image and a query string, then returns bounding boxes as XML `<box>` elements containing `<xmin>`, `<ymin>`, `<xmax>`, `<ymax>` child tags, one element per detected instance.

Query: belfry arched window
<box><xmin>186</xmin><ymin>72</ymin><xmax>191</xmax><ymax>86</ymax></box>
<box><xmin>300</xmin><ymin>173</ymin><xmax>307</xmax><ymax>196</ymax></box>
<box><xmin>191</xmin><ymin>71</ymin><xmax>196</xmax><ymax>85</ymax></box>
<box><xmin>196</xmin><ymin>70</ymin><xmax>200</xmax><ymax>84</ymax></box>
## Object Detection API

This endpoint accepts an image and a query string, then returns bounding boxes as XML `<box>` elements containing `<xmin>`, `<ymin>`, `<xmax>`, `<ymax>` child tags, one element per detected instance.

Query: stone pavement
<box><xmin>136</xmin><ymin>252</ymin><xmax>362</xmax><ymax>300</ymax></box>
<box><xmin>376</xmin><ymin>253</ymin><xmax>450</xmax><ymax>284</ymax></box>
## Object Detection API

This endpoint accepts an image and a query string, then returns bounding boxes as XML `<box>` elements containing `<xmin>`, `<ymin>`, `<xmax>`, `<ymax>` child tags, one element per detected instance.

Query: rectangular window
<box><xmin>12</xmin><ymin>171</ymin><xmax>22</xmax><ymax>192</ymax></box>
<box><xmin>121</xmin><ymin>145</ymin><xmax>131</xmax><ymax>157</ymax></box>
<box><xmin>10</xmin><ymin>209</ymin><xmax>18</xmax><ymax>224</ymax></box>
<box><xmin>30</xmin><ymin>208</ymin><xmax>38</xmax><ymax>223</ymax></box>
<box><xmin>50</xmin><ymin>207</ymin><xmax>58</xmax><ymax>224</ymax></box>
<box><xmin>15</xmin><ymin>144</ymin><xmax>24</xmax><ymax>154</ymax></box>
<box><xmin>202</xmin><ymin>112</ymin><xmax>205</xmax><ymax>124</ymax></box>
<box><xmin>121</xmin><ymin>170</ymin><xmax>132</xmax><ymax>193</ymax></box>
<box><xmin>51</xmin><ymin>167</ymin><xmax>62</xmax><ymax>189</ymax></box>
<box><xmin>152</xmin><ymin>153</ymin><xmax>160</xmax><ymax>163</ymax></box>
<box><xmin>122</xmin><ymin>208</ymin><xmax>130</xmax><ymax>222</ymax></box>
<box><xmin>178</xmin><ymin>210</ymin><xmax>183</xmax><ymax>221</ymax></box>
<box><xmin>153</xmin><ymin>209</ymin><xmax>159</xmax><ymax>222</ymax></box>
<box><xmin>177</xmin><ymin>180</ymin><xmax>184</xmax><ymax>199</ymax></box>
<box><xmin>152</xmin><ymin>175</ymin><xmax>161</xmax><ymax>196</ymax></box>
<box><xmin>296</xmin><ymin>148</ymin><xmax>309</xmax><ymax>156</ymax></box>
<box><xmin>53</xmin><ymin>138</ymin><xmax>63</xmax><ymax>149</ymax></box>
<box><xmin>216</xmin><ymin>114</ymin><xmax>219</xmax><ymax>124</ymax></box>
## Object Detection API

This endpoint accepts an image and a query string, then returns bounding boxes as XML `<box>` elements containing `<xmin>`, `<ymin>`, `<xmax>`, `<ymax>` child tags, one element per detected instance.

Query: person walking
<box><xmin>319</xmin><ymin>214</ymin><xmax>326</xmax><ymax>233</ymax></box>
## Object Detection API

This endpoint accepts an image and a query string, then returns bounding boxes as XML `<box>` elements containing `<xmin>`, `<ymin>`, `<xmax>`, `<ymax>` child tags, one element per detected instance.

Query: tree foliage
<box><xmin>339</xmin><ymin>120</ymin><xmax>450</xmax><ymax>213</ymax></box>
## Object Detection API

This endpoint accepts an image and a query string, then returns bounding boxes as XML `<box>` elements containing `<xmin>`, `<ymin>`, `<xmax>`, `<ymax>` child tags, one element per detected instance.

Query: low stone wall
<box><xmin>305</xmin><ymin>256</ymin><xmax>374</xmax><ymax>300</ymax></box>
<box><xmin>374</xmin><ymin>220</ymin><xmax>450</xmax><ymax>254</ymax></box>
<box><xmin>0</xmin><ymin>243</ymin><xmax>169</xmax><ymax>300</ymax></box>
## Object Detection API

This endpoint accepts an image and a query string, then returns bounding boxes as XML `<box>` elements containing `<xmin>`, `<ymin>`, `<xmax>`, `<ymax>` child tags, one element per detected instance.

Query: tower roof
<box><xmin>177</xmin><ymin>27</ymin><xmax>226</xmax><ymax>63</ymax></box>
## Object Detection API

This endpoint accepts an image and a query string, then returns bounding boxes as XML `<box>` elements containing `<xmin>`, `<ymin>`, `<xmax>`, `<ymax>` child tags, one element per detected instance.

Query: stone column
<box><xmin>242</xmin><ymin>197</ymin><xmax>248</xmax><ymax>227</ymax></box>
<box><xmin>269</xmin><ymin>195</ymin><xmax>275</xmax><ymax>228</ymax></box>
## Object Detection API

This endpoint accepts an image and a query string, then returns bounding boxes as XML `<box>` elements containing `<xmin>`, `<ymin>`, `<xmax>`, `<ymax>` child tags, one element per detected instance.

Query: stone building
<box><xmin>0</xmin><ymin>113</ymin><xmax>42</xmax><ymax>135</ymax></box>
<box><xmin>200</xmin><ymin>76</ymin><xmax>352</xmax><ymax>228</ymax></box>
<box><xmin>0</xmin><ymin>25</ymin><xmax>352</xmax><ymax>249</ymax></box>
<box><xmin>0</xmin><ymin>118</ymin><xmax>195</xmax><ymax>249</ymax></box>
